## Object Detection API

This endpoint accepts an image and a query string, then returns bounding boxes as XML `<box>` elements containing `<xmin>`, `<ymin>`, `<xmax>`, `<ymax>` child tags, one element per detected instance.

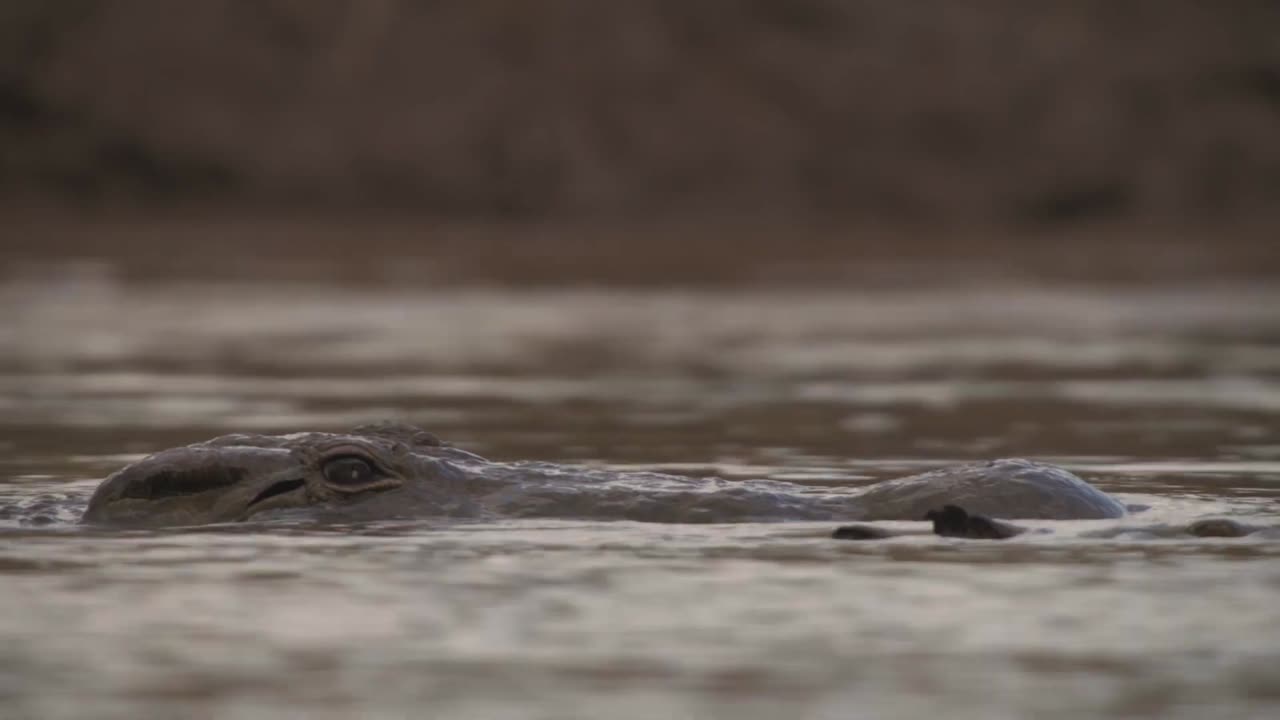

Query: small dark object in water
<box><xmin>831</xmin><ymin>504</ymin><xmax>1027</xmax><ymax>541</ymax></box>
<box><xmin>1187</xmin><ymin>518</ymin><xmax>1252</xmax><ymax>538</ymax></box>
<box><xmin>925</xmin><ymin>504</ymin><xmax>1024</xmax><ymax>539</ymax></box>
<box><xmin>831</xmin><ymin>524</ymin><xmax>896</xmax><ymax>540</ymax></box>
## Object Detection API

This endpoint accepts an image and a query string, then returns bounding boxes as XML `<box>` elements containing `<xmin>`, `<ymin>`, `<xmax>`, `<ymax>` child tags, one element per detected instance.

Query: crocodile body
<box><xmin>83</xmin><ymin>422</ymin><xmax>1129</xmax><ymax>529</ymax></box>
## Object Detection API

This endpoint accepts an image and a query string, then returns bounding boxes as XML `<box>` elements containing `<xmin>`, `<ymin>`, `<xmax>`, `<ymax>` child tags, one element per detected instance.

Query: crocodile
<box><xmin>80</xmin><ymin>422</ymin><xmax>1266</xmax><ymax>539</ymax></box>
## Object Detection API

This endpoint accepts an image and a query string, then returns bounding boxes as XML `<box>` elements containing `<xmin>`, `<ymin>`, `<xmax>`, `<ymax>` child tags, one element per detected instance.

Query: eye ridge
<box><xmin>321</xmin><ymin>454</ymin><xmax>385</xmax><ymax>486</ymax></box>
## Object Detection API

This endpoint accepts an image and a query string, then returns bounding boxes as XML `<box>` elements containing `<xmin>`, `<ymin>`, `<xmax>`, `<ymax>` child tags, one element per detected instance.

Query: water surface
<box><xmin>2</xmin><ymin>269</ymin><xmax>1279</xmax><ymax>718</ymax></box>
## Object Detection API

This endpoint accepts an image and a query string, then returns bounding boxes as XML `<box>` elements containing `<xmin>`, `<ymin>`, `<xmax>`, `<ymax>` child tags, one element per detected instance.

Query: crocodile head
<box><xmin>81</xmin><ymin>423</ymin><xmax>480</xmax><ymax>527</ymax></box>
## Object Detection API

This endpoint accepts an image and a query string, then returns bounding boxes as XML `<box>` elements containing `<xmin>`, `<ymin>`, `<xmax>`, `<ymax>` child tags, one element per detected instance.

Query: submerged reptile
<box><xmin>81</xmin><ymin>422</ymin><xmax>1267</xmax><ymax>539</ymax></box>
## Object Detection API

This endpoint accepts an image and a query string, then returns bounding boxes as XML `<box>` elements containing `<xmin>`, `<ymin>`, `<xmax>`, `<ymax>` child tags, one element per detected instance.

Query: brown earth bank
<box><xmin>3</xmin><ymin>213</ymin><xmax>1277</xmax><ymax>286</ymax></box>
<box><xmin>2</xmin><ymin>1</ymin><xmax>1279</xmax><ymax>226</ymax></box>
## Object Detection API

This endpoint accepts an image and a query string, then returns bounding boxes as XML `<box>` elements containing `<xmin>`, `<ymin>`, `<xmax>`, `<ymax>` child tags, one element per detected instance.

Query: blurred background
<box><xmin>2</xmin><ymin>0</ymin><xmax>1277</xmax><ymax>282</ymax></box>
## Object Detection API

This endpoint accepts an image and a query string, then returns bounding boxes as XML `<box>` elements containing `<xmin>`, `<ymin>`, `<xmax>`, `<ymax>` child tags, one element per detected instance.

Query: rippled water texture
<box><xmin>2</xmin><ymin>265</ymin><xmax>1279</xmax><ymax>718</ymax></box>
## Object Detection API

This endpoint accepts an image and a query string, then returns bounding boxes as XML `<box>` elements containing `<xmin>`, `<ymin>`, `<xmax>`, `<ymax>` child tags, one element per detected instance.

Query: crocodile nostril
<box><xmin>248</xmin><ymin>478</ymin><xmax>306</xmax><ymax>507</ymax></box>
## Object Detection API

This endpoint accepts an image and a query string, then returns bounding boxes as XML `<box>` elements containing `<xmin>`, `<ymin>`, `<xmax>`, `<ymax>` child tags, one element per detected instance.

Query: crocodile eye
<box><xmin>322</xmin><ymin>456</ymin><xmax>381</xmax><ymax>487</ymax></box>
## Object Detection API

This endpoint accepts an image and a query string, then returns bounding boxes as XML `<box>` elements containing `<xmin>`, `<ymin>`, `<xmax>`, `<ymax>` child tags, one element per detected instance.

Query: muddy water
<box><xmin>2</xmin><ymin>269</ymin><xmax>1280</xmax><ymax>719</ymax></box>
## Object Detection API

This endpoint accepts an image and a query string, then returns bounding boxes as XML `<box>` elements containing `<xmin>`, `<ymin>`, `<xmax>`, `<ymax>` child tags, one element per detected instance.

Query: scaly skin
<box><xmin>83</xmin><ymin>422</ymin><xmax>1133</xmax><ymax>530</ymax></box>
